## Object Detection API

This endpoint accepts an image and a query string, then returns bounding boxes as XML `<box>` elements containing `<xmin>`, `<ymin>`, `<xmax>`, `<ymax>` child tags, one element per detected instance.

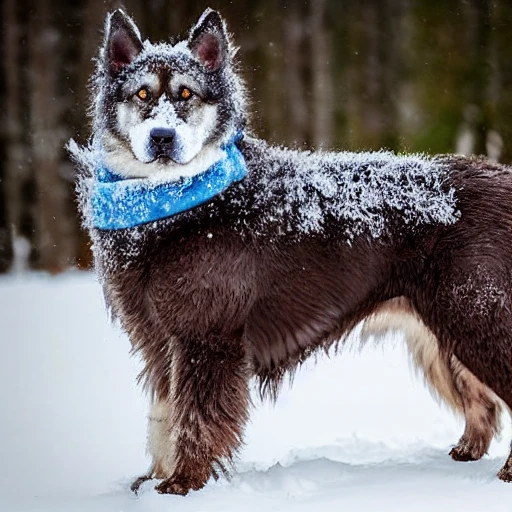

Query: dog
<box><xmin>69</xmin><ymin>8</ymin><xmax>512</xmax><ymax>495</ymax></box>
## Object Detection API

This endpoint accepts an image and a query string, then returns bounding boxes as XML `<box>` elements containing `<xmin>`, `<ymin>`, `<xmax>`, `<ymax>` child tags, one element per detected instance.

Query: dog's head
<box><xmin>93</xmin><ymin>9</ymin><xmax>246</xmax><ymax>179</ymax></box>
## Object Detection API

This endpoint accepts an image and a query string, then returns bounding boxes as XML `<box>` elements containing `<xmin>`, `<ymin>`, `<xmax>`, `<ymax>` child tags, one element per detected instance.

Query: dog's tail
<box><xmin>361</xmin><ymin>297</ymin><xmax>479</xmax><ymax>415</ymax></box>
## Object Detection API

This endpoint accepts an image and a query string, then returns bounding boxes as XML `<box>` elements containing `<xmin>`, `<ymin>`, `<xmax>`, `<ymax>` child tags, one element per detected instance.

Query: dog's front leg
<box><xmin>154</xmin><ymin>334</ymin><xmax>250</xmax><ymax>495</ymax></box>
<box><xmin>131</xmin><ymin>397</ymin><xmax>178</xmax><ymax>493</ymax></box>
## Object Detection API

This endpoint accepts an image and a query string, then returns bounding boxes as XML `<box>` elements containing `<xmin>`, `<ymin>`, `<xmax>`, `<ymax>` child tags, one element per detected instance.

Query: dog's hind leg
<box><xmin>429</xmin><ymin>262</ymin><xmax>512</xmax><ymax>480</ymax></box>
<box><xmin>498</xmin><ymin>443</ymin><xmax>512</xmax><ymax>482</ymax></box>
<box><xmin>448</xmin><ymin>357</ymin><xmax>502</xmax><ymax>461</ymax></box>
<box><xmin>153</xmin><ymin>334</ymin><xmax>250</xmax><ymax>495</ymax></box>
<box><xmin>362</xmin><ymin>297</ymin><xmax>502</xmax><ymax>461</ymax></box>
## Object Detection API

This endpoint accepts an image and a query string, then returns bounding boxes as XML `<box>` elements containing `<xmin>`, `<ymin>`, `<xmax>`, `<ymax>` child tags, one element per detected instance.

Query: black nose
<box><xmin>150</xmin><ymin>127</ymin><xmax>176</xmax><ymax>145</ymax></box>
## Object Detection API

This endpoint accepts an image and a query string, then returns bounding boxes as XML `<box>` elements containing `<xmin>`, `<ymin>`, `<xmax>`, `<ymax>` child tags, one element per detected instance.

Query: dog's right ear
<box><xmin>188</xmin><ymin>9</ymin><xmax>229</xmax><ymax>71</ymax></box>
<box><xmin>103</xmin><ymin>9</ymin><xmax>143</xmax><ymax>76</ymax></box>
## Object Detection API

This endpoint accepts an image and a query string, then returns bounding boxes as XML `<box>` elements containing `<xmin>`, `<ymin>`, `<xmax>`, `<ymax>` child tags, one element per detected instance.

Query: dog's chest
<box><xmin>99</xmin><ymin>227</ymin><xmax>258</xmax><ymax>340</ymax></box>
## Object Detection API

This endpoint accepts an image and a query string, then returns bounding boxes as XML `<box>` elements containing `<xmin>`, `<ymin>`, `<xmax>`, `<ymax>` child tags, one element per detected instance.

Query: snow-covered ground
<box><xmin>1</xmin><ymin>272</ymin><xmax>511</xmax><ymax>511</ymax></box>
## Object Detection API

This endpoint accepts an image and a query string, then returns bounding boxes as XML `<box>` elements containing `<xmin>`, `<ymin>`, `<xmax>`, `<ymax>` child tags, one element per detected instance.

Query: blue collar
<box><xmin>91</xmin><ymin>135</ymin><xmax>247</xmax><ymax>230</ymax></box>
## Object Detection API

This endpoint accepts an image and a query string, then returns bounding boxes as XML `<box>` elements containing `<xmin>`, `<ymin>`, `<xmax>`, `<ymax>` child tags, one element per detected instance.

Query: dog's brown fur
<box><xmin>92</xmin><ymin>149</ymin><xmax>512</xmax><ymax>494</ymax></box>
<box><xmin>76</xmin><ymin>10</ymin><xmax>512</xmax><ymax>495</ymax></box>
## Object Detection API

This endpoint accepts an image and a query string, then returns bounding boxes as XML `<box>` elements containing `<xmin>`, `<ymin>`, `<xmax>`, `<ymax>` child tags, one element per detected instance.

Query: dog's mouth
<box><xmin>148</xmin><ymin>152</ymin><xmax>182</xmax><ymax>165</ymax></box>
<box><xmin>155</xmin><ymin>154</ymin><xmax>172</xmax><ymax>162</ymax></box>
<box><xmin>140</xmin><ymin>150</ymin><xmax>188</xmax><ymax>166</ymax></box>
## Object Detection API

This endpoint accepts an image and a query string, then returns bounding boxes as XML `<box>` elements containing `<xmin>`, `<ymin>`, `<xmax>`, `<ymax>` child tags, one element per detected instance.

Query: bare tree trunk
<box><xmin>310</xmin><ymin>0</ymin><xmax>333</xmax><ymax>149</ymax></box>
<box><xmin>71</xmin><ymin>0</ymin><xmax>110</xmax><ymax>269</ymax></box>
<box><xmin>394</xmin><ymin>2</ymin><xmax>420</xmax><ymax>146</ymax></box>
<box><xmin>254</xmin><ymin>0</ymin><xmax>287</xmax><ymax>142</ymax></box>
<box><xmin>282</xmin><ymin>1</ymin><xmax>308</xmax><ymax>146</ymax></box>
<box><xmin>0</xmin><ymin>118</ymin><xmax>12</xmax><ymax>273</ymax></box>
<box><xmin>29</xmin><ymin>0</ymin><xmax>74</xmax><ymax>272</ymax></box>
<box><xmin>1</xmin><ymin>0</ymin><xmax>23</xmax><ymax>271</ymax></box>
<box><xmin>0</xmin><ymin>159</ymin><xmax>12</xmax><ymax>272</ymax></box>
<box><xmin>0</xmin><ymin>103</ymin><xmax>11</xmax><ymax>271</ymax></box>
<box><xmin>491</xmin><ymin>0</ymin><xmax>512</xmax><ymax>163</ymax></box>
<box><xmin>461</xmin><ymin>0</ymin><xmax>492</xmax><ymax>157</ymax></box>
<box><xmin>343</xmin><ymin>0</ymin><xmax>405</xmax><ymax>151</ymax></box>
<box><xmin>360</xmin><ymin>0</ymin><xmax>400</xmax><ymax>149</ymax></box>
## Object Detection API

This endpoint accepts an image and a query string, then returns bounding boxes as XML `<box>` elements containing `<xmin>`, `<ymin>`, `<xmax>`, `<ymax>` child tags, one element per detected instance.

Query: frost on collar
<box><xmin>91</xmin><ymin>135</ymin><xmax>247</xmax><ymax>230</ymax></box>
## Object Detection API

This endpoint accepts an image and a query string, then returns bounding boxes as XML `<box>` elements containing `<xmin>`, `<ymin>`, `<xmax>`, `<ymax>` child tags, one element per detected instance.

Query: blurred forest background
<box><xmin>1</xmin><ymin>0</ymin><xmax>512</xmax><ymax>273</ymax></box>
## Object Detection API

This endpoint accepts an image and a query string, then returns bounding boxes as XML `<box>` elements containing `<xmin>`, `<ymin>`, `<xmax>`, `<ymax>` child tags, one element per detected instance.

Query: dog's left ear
<box><xmin>188</xmin><ymin>9</ymin><xmax>229</xmax><ymax>71</ymax></box>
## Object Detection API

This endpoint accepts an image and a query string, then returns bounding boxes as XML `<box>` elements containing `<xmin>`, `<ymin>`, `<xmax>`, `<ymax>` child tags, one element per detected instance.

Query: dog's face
<box><xmin>95</xmin><ymin>9</ymin><xmax>245</xmax><ymax>179</ymax></box>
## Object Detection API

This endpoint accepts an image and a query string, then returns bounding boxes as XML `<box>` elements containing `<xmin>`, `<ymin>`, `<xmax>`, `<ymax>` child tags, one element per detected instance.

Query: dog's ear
<box><xmin>188</xmin><ymin>9</ymin><xmax>228</xmax><ymax>71</ymax></box>
<box><xmin>104</xmin><ymin>9</ymin><xmax>143</xmax><ymax>75</ymax></box>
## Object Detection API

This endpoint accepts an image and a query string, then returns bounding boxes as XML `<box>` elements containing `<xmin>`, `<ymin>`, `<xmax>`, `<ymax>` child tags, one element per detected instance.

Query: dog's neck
<box><xmin>91</xmin><ymin>133</ymin><xmax>247</xmax><ymax>230</ymax></box>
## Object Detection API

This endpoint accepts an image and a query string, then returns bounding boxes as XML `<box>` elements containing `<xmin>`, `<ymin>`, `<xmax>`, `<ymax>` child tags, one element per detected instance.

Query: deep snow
<box><xmin>0</xmin><ymin>272</ymin><xmax>511</xmax><ymax>511</ymax></box>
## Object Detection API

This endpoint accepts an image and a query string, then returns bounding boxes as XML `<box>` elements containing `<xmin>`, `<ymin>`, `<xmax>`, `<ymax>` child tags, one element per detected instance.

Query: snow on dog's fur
<box><xmin>70</xmin><ymin>8</ymin><xmax>512</xmax><ymax>495</ymax></box>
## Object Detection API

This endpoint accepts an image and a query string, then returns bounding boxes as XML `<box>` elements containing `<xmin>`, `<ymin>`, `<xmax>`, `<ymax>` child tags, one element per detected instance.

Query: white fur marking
<box><xmin>362</xmin><ymin>298</ymin><xmax>463</xmax><ymax>412</ymax></box>
<box><xmin>112</xmin><ymin>94</ymin><xmax>220</xmax><ymax>175</ymax></box>
<box><xmin>147</xmin><ymin>398</ymin><xmax>179</xmax><ymax>478</ymax></box>
<box><xmin>102</xmin><ymin>131</ymin><xmax>225</xmax><ymax>181</ymax></box>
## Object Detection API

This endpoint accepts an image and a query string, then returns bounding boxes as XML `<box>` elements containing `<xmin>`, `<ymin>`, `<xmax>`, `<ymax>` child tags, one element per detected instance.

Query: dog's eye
<box><xmin>136</xmin><ymin>88</ymin><xmax>150</xmax><ymax>101</ymax></box>
<box><xmin>180</xmin><ymin>87</ymin><xmax>193</xmax><ymax>100</ymax></box>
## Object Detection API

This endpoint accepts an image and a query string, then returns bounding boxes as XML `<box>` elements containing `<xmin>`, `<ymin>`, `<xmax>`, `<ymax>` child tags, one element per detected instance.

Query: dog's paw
<box><xmin>154</xmin><ymin>478</ymin><xmax>190</xmax><ymax>496</ymax></box>
<box><xmin>154</xmin><ymin>474</ymin><xmax>207</xmax><ymax>495</ymax></box>
<box><xmin>131</xmin><ymin>474</ymin><xmax>154</xmax><ymax>494</ymax></box>
<box><xmin>449</xmin><ymin>435</ymin><xmax>487</xmax><ymax>462</ymax></box>
<box><xmin>497</xmin><ymin>465</ymin><xmax>512</xmax><ymax>483</ymax></box>
<box><xmin>449</xmin><ymin>445</ymin><xmax>480</xmax><ymax>462</ymax></box>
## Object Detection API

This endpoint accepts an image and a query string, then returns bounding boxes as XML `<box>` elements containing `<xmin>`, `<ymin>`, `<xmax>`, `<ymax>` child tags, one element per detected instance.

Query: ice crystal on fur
<box><xmin>241</xmin><ymin>139</ymin><xmax>459</xmax><ymax>241</ymax></box>
<box><xmin>451</xmin><ymin>265</ymin><xmax>509</xmax><ymax>316</ymax></box>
